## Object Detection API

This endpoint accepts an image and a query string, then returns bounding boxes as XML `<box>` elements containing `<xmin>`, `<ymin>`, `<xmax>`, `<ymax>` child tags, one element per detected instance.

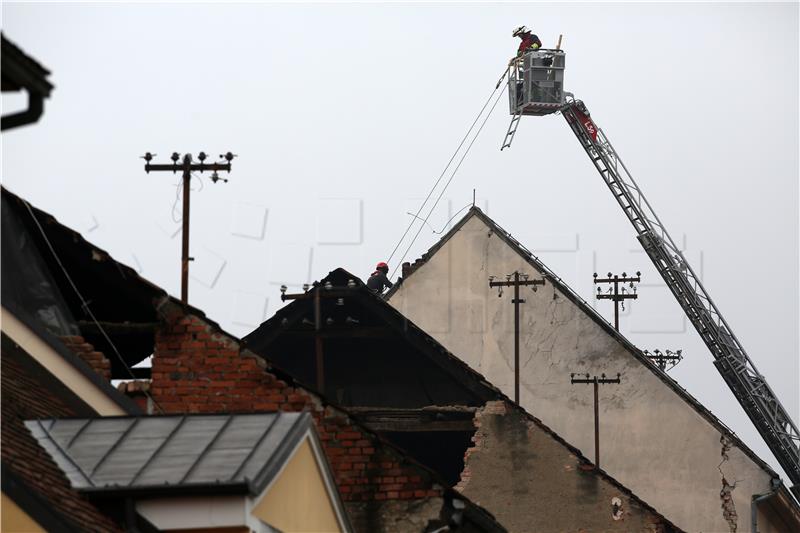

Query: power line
<box><xmin>386</xmin><ymin>76</ymin><xmax>507</xmax><ymax>266</ymax></box>
<box><xmin>391</xmin><ymin>84</ymin><xmax>507</xmax><ymax>279</ymax></box>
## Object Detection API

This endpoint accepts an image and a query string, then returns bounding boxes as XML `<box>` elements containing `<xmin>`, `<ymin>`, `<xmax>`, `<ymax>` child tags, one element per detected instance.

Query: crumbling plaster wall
<box><xmin>345</xmin><ymin>498</ymin><xmax>443</xmax><ymax>533</ymax></box>
<box><xmin>389</xmin><ymin>215</ymin><xmax>777</xmax><ymax>533</ymax></box>
<box><xmin>458</xmin><ymin>401</ymin><xmax>673</xmax><ymax>533</ymax></box>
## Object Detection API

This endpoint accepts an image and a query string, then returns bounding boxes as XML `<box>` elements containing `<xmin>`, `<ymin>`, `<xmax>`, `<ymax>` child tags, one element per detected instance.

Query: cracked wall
<box><xmin>389</xmin><ymin>214</ymin><xmax>785</xmax><ymax>532</ymax></box>
<box><xmin>718</xmin><ymin>435</ymin><xmax>739</xmax><ymax>532</ymax></box>
<box><xmin>456</xmin><ymin>401</ymin><xmax>675</xmax><ymax>533</ymax></box>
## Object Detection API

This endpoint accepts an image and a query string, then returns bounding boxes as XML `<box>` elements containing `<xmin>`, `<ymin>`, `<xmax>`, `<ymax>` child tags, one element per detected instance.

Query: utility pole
<box><xmin>570</xmin><ymin>372</ymin><xmax>621</xmax><ymax>470</ymax></box>
<box><xmin>593</xmin><ymin>271</ymin><xmax>641</xmax><ymax>331</ymax></box>
<box><xmin>489</xmin><ymin>271</ymin><xmax>546</xmax><ymax>404</ymax></box>
<box><xmin>280</xmin><ymin>279</ymin><xmax>359</xmax><ymax>394</ymax></box>
<box><xmin>643</xmin><ymin>349</ymin><xmax>683</xmax><ymax>372</ymax></box>
<box><xmin>142</xmin><ymin>152</ymin><xmax>235</xmax><ymax>304</ymax></box>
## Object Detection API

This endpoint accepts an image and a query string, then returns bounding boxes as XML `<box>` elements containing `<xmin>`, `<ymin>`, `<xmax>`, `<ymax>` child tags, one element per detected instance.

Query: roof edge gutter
<box><xmin>751</xmin><ymin>478</ymin><xmax>782</xmax><ymax>533</ymax></box>
<box><xmin>2</xmin><ymin>89</ymin><xmax>44</xmax><ymax>131</ymax></box>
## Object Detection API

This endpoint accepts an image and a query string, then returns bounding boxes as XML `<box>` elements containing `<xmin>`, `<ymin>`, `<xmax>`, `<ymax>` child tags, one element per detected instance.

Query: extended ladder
<box><xmin>501</xmin><ymin>111</ymin><xmax>522</xmax><ymax>151</ymax></box>
<box><xmin>560</xmin><ymin>96</ymin><xmax>800</xmax><ymax>490</ymax></box>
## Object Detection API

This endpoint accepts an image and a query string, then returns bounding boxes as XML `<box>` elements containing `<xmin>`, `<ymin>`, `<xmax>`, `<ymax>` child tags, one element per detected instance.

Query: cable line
<box><xmin>391</xmin><ymin>84</ymin><xmax>507</xmax><ymax>278</ymax></box>
<box><xmin>386</xmin><ymin>73</ymin><xmax>507</xmax><ymax>265</ymax></box>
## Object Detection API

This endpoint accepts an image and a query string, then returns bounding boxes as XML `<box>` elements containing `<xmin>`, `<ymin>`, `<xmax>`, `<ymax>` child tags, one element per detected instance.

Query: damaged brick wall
<box><xmin>116</xmin><ymin>380</ymin><xmax>152</xmax><ymax>414</ymax></box>
<box><xmin>59</xmin><ymin>335</ymin><xmax>111</xmax><ymax>381</ymax></box>
<box><xmin>456</xmin><ymin>401</ymin><xmax>677</xmax><ymax>533</ymax></box>
<box><xmin>148</xmin><ymin>310</ymin><xmax>445</xmax><ymax>532</ymax></box>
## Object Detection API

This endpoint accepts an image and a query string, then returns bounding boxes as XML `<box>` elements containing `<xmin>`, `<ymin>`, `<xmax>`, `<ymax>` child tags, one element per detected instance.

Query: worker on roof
<box><xmin>367</xmin><ymin>262</ymin><xmax>393</xmax><ymax>294</ymax></box>
<box><xmin>513</xmin><ymin>26</ymin><xmax>542</xmax><ymax>57</ymax></box>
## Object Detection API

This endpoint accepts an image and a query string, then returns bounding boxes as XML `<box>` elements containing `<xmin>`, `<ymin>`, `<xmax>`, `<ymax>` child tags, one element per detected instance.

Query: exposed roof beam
<box><xmin>348</xmin><ymin>406</ymin><xmax>477</xmax><ymax>433</ymax></box>
<box><xmin>280</xmin><ymin>326</ymin><xmax>396</xmax><ymax>339</ymax></box>
<box><xmin>77</xmin><ymin>321</ymin><xmax>159</xmax><ymax>334</ymax></box>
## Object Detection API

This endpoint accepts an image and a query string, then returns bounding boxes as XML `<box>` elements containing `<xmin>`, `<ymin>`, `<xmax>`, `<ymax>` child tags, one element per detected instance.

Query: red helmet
<box><xmin>376</xmin><ymin>261</ymin><xmax>389</xmax><ymax>270</ymax></box>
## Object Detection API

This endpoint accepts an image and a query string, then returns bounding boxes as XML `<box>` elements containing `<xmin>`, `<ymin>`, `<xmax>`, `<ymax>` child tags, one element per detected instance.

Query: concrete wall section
<box><xmin>458</xmin><ymin>401</ymin><xmax>672</xmax><ymax>533</ymax></box>
<box><xmin>389</xmin><ymin>214</ymin><xmax>780</xmax><ymax>533</ymax></box>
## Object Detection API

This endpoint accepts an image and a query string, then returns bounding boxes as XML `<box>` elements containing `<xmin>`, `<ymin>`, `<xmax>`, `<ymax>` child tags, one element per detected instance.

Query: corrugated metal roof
<box><xmin>25</xmin><ymin>412</ymin><xmax>310</xmax><ymax>495</ymax></box>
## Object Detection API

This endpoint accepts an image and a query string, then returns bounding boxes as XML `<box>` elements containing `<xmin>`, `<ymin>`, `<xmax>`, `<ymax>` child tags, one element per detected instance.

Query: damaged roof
<box><xmin>2</xmin><ymin>186</ymin><xmax>168</xmax><ymax>375</ymax></box>
<box><xmin>243</xmin><ymin>267</ymin><xmax>502</xmax><ymax>408</ymax></box>
<box><xmin>3</xmin><ymin>188</ymin><xmax>509</xmax><ymax>532</ymax></box>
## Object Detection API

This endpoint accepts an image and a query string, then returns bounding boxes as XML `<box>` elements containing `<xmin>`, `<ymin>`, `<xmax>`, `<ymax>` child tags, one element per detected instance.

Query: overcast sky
<box><xmin>3</xmin><ymin>2</ymin><xmax>798</xmax><ymax>480</ymax></box>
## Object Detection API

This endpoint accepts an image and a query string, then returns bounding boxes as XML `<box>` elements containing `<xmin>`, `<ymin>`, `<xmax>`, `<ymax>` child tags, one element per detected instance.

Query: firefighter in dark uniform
<box><xmin>511</xmin><ymin>26</ymin><xmax>544</xmax><ymax>105</ymax></box>
<box><xmin>513</xmin><ymin>26</ymin><xmax>542</xmax><ymax>56</ymax></box>
<box><xmin>367</xmin><ymin>262</ymin><xmax>393</xmax><ymax>293</ymax></box>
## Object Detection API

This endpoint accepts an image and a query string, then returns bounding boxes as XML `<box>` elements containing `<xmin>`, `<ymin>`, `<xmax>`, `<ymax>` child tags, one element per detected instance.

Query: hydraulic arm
<box><xmin>560</xmin><ymin>96</ymin><xmax>800</xmax><ymax>490</ymax></box>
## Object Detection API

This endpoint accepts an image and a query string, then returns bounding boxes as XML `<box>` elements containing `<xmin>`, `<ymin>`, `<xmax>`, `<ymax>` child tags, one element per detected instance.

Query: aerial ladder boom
<box><xmin>560</xmin><ymin>96</ymin><xmax>800</xmax><ymax>490</ymax></box>
<box><xmin>501</xmin><ymin>48</ymin><xmax>800</xmax><ymax>491</ymax></box>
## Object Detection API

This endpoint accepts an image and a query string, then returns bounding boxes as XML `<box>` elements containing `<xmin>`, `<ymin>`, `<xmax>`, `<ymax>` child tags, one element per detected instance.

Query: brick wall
<box><xmin>116</xmin><ymin>380</ymin><xmax>152</xmax><ymax>414</ymax></box>
<box><xmin>59</xmin><ymin>335</ymin><xmax>111</xmax><ymax>381</ymax></box>
<box><xmin>148</xmin><ymin>311</ymin><xmax>445</xmax><ymax>531</ymax></box>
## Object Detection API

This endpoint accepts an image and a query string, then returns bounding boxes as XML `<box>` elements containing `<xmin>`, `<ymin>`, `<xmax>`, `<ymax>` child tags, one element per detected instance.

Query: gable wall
<box><xmin>253</xmin><ymin>438</ymin><xmax>342</xmax><ymax>532</ymax></box>
<box><xmin>389</xmin><ymin>215</ymin><xmax>780</xmax><ymax>533</ymax></box>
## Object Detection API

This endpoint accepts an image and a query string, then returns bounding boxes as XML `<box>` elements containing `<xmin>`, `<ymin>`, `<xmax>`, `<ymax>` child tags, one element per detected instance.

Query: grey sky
<box><xmin>2</xmin><ymin>2</ymin><xmax>798</xmax><ymax>480</ymax></box>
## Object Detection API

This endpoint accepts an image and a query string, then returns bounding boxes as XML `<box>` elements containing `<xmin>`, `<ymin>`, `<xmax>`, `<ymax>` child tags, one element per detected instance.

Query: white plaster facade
<box><xmin>389</xmin><ymin>209</ymin><xmax>796</xmax><ymax>533</ymax></box>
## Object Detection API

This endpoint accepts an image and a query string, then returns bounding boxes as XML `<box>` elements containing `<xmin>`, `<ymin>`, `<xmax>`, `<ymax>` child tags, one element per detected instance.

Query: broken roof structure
<box><xmin>243</xmin><ymin>268</ymin><xmax>684</xmax><ymax>532</ymax></box>
<box><xmin>387</xmin><ymin>206</ymin><xmax>800</xmax><ymax>532</ymax></box>
<box><xmin>1</xmin><ymin>187</ymin><xmax>507</xmax><ymax>532</ymax></box>
<box><xmin>2</xmin><ymin>187</ymin><xmax>165</xmax><ymax>378</ymax></box>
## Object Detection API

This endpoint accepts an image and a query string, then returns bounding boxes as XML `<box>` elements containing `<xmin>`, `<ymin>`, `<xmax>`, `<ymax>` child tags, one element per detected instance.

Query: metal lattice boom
<box><xmin>560</xmin><ymin>96</ymin><xmax>800</xmax><ymax>488</ymax></box>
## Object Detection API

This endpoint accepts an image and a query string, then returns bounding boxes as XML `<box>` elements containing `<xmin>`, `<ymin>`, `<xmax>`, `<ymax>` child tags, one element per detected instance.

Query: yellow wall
<box><xmin>252</xmin><ymin>439</ymin><xmax>342</xmax><ymax>533</ymax></box>
<box><xmin>1</xmin><ymin>493</ymin><xmax>45</xmax><ymax>533</ymax></box>
<box><xmin>1</xmin><ymin>307</ymin><xmax>124</xmax><ymax>416</ymax></box>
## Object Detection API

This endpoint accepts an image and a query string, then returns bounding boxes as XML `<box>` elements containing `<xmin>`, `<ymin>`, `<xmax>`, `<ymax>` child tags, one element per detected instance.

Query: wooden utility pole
<box><xmin>593</xmin><ymin>271</ymin><xmax>640</xmax><ymax>331</ymax></box>
<box><xmin>142</xmin><ymin>152</ymin><xmax>234</xmax><ymax>304</ymax></box>
<box><xmin>570</xmin><ymin>372</ymin><xmax>621</xmax><ymax>470</ymax></box>
<box><xmin>280</xmin><ymin>281</ymin><xmax>359</xmax><ymax>394</ymax></box>
<box><xmin>489</xmin><ymin>271</ymin><xmax>546</xmax><ymax>404</ymax></box>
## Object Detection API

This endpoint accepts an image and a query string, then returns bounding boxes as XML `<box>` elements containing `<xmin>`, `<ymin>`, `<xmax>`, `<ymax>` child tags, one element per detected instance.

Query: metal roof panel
<box><xmin>25</xmin><ymin>413</ymin><xmax>310</xmax><ymax>495</ymax></box>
